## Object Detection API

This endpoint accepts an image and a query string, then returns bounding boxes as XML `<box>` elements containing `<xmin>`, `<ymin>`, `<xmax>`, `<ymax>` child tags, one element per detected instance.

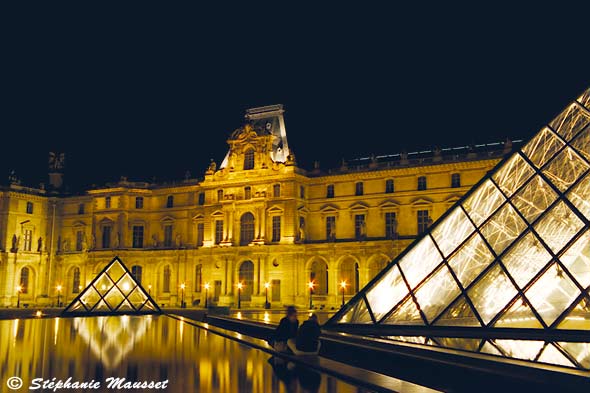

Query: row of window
<box><xmin>102</xmin><ymin>195</ymin><xmax>176</xmax><ymax>210</ymax></box>
<box><xmin>325</xmin><ymin>174</ymin><xmax>461</xmax><ymax>199</ymax></box>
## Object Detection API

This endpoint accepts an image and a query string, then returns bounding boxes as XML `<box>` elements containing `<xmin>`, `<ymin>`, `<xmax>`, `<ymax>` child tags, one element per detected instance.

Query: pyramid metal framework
<box><xmin>327</xmin><ymin>88</ymin><xmax>590</xmax><ymax>333</ymax></box>
<box><xmin>63</xmin><ymin>257</ymin><xmax>161</xmax><ymax>315</ymax></box>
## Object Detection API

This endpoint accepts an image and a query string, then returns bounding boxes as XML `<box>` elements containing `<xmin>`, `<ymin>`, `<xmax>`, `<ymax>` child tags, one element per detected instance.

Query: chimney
<box><xmin>48</xmin><ymin>152</ymin><xmax>65</xmax><ymax>189</ymax></box>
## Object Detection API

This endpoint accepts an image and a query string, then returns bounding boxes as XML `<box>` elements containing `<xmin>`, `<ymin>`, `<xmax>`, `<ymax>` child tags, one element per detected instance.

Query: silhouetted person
<box><xmin>288</xmin><ymin>314</ymin><xmax>321</xmax><ymax>355</ymax></box>
<box><xmin>271</xmin><ymin>306</ymin><xmax>299</xmax><ymax>352</ymax></box>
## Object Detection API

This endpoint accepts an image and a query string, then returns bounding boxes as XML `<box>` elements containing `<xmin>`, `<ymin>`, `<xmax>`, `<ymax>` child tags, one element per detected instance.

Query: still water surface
<box><xmin>0</xmin><ymin>315</ymin><xmax>372</xmax><ymax>392</ymax></box>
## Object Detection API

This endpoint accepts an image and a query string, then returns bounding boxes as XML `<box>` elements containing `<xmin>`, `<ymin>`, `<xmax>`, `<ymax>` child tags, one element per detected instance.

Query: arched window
<box><xmin>195</xmin><ymin>264</ymin><xmax>202</xmax><ymax>292</ymax></box>
<box><xmin>340</xmin><ymin>259</ymin><xmax>359</xmax><ymax>294</ymax></box>
<box><xmin>244</xmin><ymin>149</ymin><xmax>255</xmax><ymax>170</ymax></box>
<box><xmin>310</xmin><ymin>260</ymin><xmax>328</xmax><ymax>295</ymax></box>
<box><xmin>131</xmin><ymin>265</ymin><xmax>142</xmax><ymax>284</ymax></box>
<box><xmin>166</xmin><ymin>195</ymin><xmax>174</xmax><ymax>208</ymax></box>
<box><xmin>240</xmin><ymin>212</ymin><xmax>255</xmax><ymax>246</ymax></box>
<box><xmin>20</xmin><ymin>267</ymin><xmax>30</xmax><ymax>294</ymax></box>
<box><xmin>72</xmin><ymin>267</ymin><xmax>80</xmax><ymax>293</ymax></box>
<box><xmin>163</xmin><ymin>265</ymin><xmax>171</xmax><ymax>293</ymax></box>
<box><xmin>238</xmin><ymin>261</ymin><xmax>254</xmax><ymax>300</ymax></box>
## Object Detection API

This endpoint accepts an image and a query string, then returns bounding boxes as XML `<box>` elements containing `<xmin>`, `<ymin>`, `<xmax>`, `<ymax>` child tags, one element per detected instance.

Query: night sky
<box><xmin>1</xmin><ymin>5</ymin><xmax>588</xmax><ymax>191</ymax></box>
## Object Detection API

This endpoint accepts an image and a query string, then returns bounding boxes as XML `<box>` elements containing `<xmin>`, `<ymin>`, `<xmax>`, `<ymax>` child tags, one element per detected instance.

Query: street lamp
<box><xmin>340</xmin><ymin>280</ymin><xmax>347</xmax><ymax>307</ymax></box>
<box><xmin>237</xmin><ymin>282</ymin><xmax>243</xmax><ymax>309</ymax></box>
<box><xmin>16</xmin><ymin>285</ymin><xmax>22</xmax><ymax>308</ymax></box>
<box><xmin>307</xmin><ymin>281</ymin><xmax>315</xmax><ymax>310</ymax></box>
<box><xmin>264</xmin><ymin>282</ymin><xmax>270</xmax><ymax>309</ymax></box>
<box><xmin>180</xmin><ymin>283</ymin><xmax>186</xmax><ymax>308</ymax></box>
<box><xmin>204</xmin><ymin>282</ymin><xmax>210</xmax><ymax>308</ymax></box>
<box><xmin>56</xmin><ymin>284</ymin><xmax>62</xmax><ymax>307</ymax></box>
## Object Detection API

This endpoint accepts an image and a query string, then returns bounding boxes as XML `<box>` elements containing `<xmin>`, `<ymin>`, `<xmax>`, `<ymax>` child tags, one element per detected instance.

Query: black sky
<box><xmin>1</xmin><ymin>4</ymin><xmax>589</xmax><ymax>191</ymax></box>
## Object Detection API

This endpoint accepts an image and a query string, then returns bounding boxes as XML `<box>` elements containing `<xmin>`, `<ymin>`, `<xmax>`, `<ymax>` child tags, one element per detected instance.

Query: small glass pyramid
<box><xmin>327</xmin><ymin>88</ymin><xmax>590</xmax><ymax>331</ymax></box>
<box><xmin>63</xmin><ymin>256</ymin><xmax>161</xmax><ymax>315</ymax></box>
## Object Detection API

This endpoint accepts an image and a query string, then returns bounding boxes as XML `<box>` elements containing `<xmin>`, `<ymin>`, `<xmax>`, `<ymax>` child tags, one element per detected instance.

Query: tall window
<box><xmin>273</xmin><ymin>184</ymin><xmax>281</xmax><ymax>198</ymax></box>
<box><xmin>326</xmin><ymin>216</ymin><xmax>336</xmax><ymax>240</ymax></box>
<box><xmin>354</xmin><ymin>214</ymin><xmax>366</xmax><ymax>239</ymax></box>
<box><xmin>195</xmin><ymin>265</ymin><xmax>202</xmax><ymax>292</ymax></box>
<box><xmin>198</xmin><ymin>192</ymin><xmax>205</xmax><ymax>205</ymax></box>
<box><xmin>300</xmin><ymin>186</ymin><xmax>305</xmax><ymax>198</ymax></box>
<box><xmin>239</xmin><ymin>261</ymin><xmax>254</xmax><ymax>300</ymax></box>
<box><xmin>163</xmin><ymin>266</ymin><xmax>171</xmax><ymax>293</ymax></box>
<box><xmin>196</xmin><ymin>223</ymin><xmax>204</xmax><ymax>247</ymax></box>
<box><xmin>166</xmin><ymin>195</ymin><xmax>174</xmax><ymax>208</ymax></box>
<box><xmin>272</xmin><ymin>216</ymin><xmax>281</xmax><ymax>242</ymax></box>
<box><xmin>240</xmin><ymin>212</ymin><xmax>255</xmax><ymax>246</ymax></box>
<box><xmin>217</xmin><ymin>190</ymin><xmax>223</xmax><ymax>202</ymax></box>
<box><xmin>244</xmin><ymin>186</ymin><xmax>251</xmax><ymax>200</ymax></box>
<box><xmin>164</xmin><ymin>224</ymin><xmax>173</xmax><ymax>247</ymax></box>
<box><xmin>72</xmin><ymin>267</ymin><xmax>80</xmax><ymax>293</ymax></box>
<box><xmin>310</xmin><ymin>260</ymin><xmax>328</xmax><ymax>295</ymax></box>
<box><xmin>23</xmin><ymin>229</ymin><xmax>32</xmax><ymax>251</ymax></box>
<box><xmin>326</xmin><ymin>184</ymin><xmax>335</xmax><ymax>198</ymax></box>
<box><xmin>417</xmin><ymin>210</ymin><xmax>430</xmax><ymax>234</ymax></box>
<box><xmin>26</xmin><ymin>201</ymin><xmax>34</xmax><ymax>214</ymax></box>
<box><xmin>340</xmin><ymin>260</ymin><xmax>359</xmax><ymax>294</ymax></box>
<box><xmin>20</xmin><ymin>267</ymin><xmax>30</xmax><ymax>294</ymax></box>
<box><xmin>244</xmin><ymin>149</ymin><xmax>255</xmax><ymax>170</ymax></box>
<box><xmin>451</xmin><ymin>173</ymin><xmax>461</xmax><ymax>188</ymax></box>
<box><xmin>102</xmin><ymin>226</ymin><xmax>112</xmax><ymax>248</ymax></box>
<box><xmin>105</xmin><ymin>196</ymin><xmax>111</xmax><ymax>209</ymax></box>
<box><xmin>417</xmin><ymin>176</ymin><xmax>427</xmax><ymax>191</ymax></box>
<box><xmin>76</xmin><ymin>230</ymin><xmax>84</xmax><ymax>251</ymax></box>
<box><xmin>355</xmin><ymin>182</ymin><xmax>364</xmax><ymax>196</ymax></box>
<box><xmin>135</xmin><ymin>197</ymin><xmax>144</xmax><ymax>209</ymax></box>
<box><xmin>131</xmin><ymin>265</ymin><xmax>142</xmax><ymax>284</ymax></box>
<box><xmin>78</xmin><ymin>204</ymin><xmax>85</xmax><ymax>214</ymax></box>
<box><xmin>215</xmin><ymin>220</ymin><xmax>223</xmax><ymax>244</ymax></box>
<box><xmin>385</xmin><ymin>179</ymin><xmax>394</xmax><ymax>193</ymax></box>
<box><xmin>385</xmin><ymin>212</ymin><xmax>397</xmax><ymax>239</ymax></box>
<box><xmin>132</xmin><ymin>226</ymin><xmax>144</xmax><ymax>248</ymax></box>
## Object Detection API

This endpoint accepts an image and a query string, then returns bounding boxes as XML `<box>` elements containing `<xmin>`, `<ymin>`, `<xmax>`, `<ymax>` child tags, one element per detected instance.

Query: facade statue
<box><xmin>389</xmin><ymin>217</ymin><xmax>398</xmax><ymax>239</ymax></box>
<box><xmin>63</xmin><ymin>238</ymin><xmax>70</xmax><ymax>252</ymax></box>
<box><xmin>298</xmin><ymin>222</ymin><xmax>306</xmax><ymax>242</ymax></box>
<box><xmin>175</xmin><ymin>233</ymin><xmax>182</xmax><ymax>248</ymax></box>
<box><xmin>11</xmin><ymin>234</ymin><xmax>19</xmax><ymax>252</ymax></box>
<box><xmin>208</xmin><ymin>159</ymin><xmax>217</xmax><ymax>173</ymax></box>
<box><xmin>37</xmin><ymin>237</ymin><xmax>43</xmax><ymax>253</ymax></box>
<box><xmin>328</xmin><ymin>220</ymin><xmax>336</xmax><ymax>241</ymax></box>
<box><xmin>359</xmin><ymin>220</ymin><xmax>367</xmax><ymax>240</ymax></box>
<box><xmin>81</xmin><ymin>234</ymin><xmax>88</xmax><ymax>252</ymax></box>
<box><xmin>91</xmin><ymin>234</ymin><xmax>96</xmax><ymax>249</ymax></box>
<box><xmin>400</xmin><ymin>151</ymin><xmax>409</xmax><ymax>164</ymax></box>
<box><xmin>114</xmin><ymin>232</ymin><xmax>120</xmax><ymax>248</ymax></box>
<box><xmin>152</xmin><ymin>234</ymin><xmax>158</xmax><ymax>248</ymax></box>
<box><xmin>48</xmin><ymin>152</ymin><xmax>65</xmax><ymax>170</ymax></box>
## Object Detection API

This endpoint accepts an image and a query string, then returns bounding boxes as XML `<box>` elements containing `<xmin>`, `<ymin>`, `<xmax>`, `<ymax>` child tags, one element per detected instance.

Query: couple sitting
<box><xmin>271</xmin><ymin>306</ymin><xmax>321</xmax><ymax>356</ymax></box>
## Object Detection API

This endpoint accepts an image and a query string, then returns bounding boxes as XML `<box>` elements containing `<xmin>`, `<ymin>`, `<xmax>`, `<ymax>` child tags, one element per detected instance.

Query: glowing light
<box><xmin>122</xmin><ymin>282</ymin><xmax>130</xmax><ymax>292</ymax></box>
<box><xmin>56</xmin><ymin>284</ymin><xmax>62</xmax><ymax>292</ymax></box>
<box><xmin>16</xmin><ymin>285</ymin><xmax>22</xmax><ymax>293</ymax></box>
<box><xmin>237</xmin><ymin>312</ymin><xmax>242</xmax><ymax>319</ymax></box>
<box><xmin>35</xmin><ymin>310</ymin><xmax>42</xmax><ymax>317</ymax></box>
<box><xmin>264</xmin><ymin>282</ymin><xmax>270</xmax><ymax>289</ymax></box>
<box><xmin>204</xmin><ymin>282</ymin><xmax>210</xmax><ymax>291</ymax></box>
<box><xmin>237</xmin><ymin>282</ymin><xmax>243</xmax><ymax>290</ymax></box>
<box><xmin>340</xmin><ymin>280</ymin><xmax>347</xmax><ymax>289</ymax></box>
<box><xmin>180</xmin><ymin>283</ymin><xmax>186</xmax><ymax>290</ymax></box>
<box><xmin>307</xmin><ymin>281</ymin><xmax>315</xmax><ymax>290</ymax></box>
<box><xmin>101</xmin><ymin>284</ymin><xmax>107</xmax><ymax>290</ymax></box>
<box><xmin>263</xmin><ymin>312</ymin><xmax>270</xmax><ymax>323</ymax></box>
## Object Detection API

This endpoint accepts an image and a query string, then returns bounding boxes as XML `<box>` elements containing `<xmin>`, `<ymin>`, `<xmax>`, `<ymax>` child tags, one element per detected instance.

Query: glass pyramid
<box><xmin>63</xmin><ymin>257</ymin><xmax>161</xmax><ymax>315</ymax></box>
<box><xmin>327</xmin><ymin>88</ymin><xmax>590</xmax><ymax>332</ymax></box>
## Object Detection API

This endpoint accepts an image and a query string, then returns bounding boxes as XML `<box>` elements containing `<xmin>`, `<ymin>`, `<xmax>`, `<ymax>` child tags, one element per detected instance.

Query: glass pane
<box><xmin>534</xmin><ymin>201</ymin><xmax>584</xmax><ymax>254</ymax></box>
<box><xmin>537</xmin><ymin>344</ymin><xmax>575</xmax><ymax>367</ymax></box>
<box><xmin>66</xmin><ymin>300</ymin><xmax>85</xmax><ymax>312</ymax></box>
<box><xmin>104</xmin><ymin>287</ymin><xmax>125</xmax><ymax>309</ymax></box>
<box><xmin>107</xmin><ymin>262</ymin><xmax>126</xmax><ymax>281</ymax></box>
<box><xmin>479</xmin><ymin>203</ymin><xmax>527</xmax><ymax>255</ymax></box>
<box><xmin>481</xmin><ymin>341</ymin><xmax>503</xmax><ymax>356</ymax></box>
<box><xmin>447</xmin><ymin>233</ymin><xmax>494</xmax><ymax>288</ymax></box>
<box><xmin>127</xmin><ymin>287</ymin><xmax>148</xmax><ymax>305</ymax></box>
<box><xmin>413</xmin><ymin>266</ymin><xmax>461</xmax><ymax>323</ymax></box>
<box><xmin>431</xmin><ymin>208</ymin><xmax>475</xmax><ymax>257</ymax></box>
<box><xmin>81</xmin><ymin>287</ymin><xmax>101</xmax><ymax>307</ymax></box>
<box><xmin>118</xmin><ymin>300</ymin><xmax>135</xmax><ymax>312</ymax></box>
<box><xmin>386</xmin><ymin>336</ymin><xmax>426</xmax><ymax>344</ymax></box>
<box><xmin>436</xmin><ymin>337</ymin><xmax>481</xmax><ymax>352</ymax></box>
<box><xmin>492</xmin><ymin>339</ymin><xmax>544</xmax><ymax>361</ymax></box>
<box><xmin>511</xmin><ymin>175</ymin><xmax>558</xmax><ymax>224</ymax></box>
<box><xmin>467</xmin><ymin>264</ymin><xmax>518</xmax><ymax>325</ymax></box>
<box><xmin>560</xmin><ymin>231</ymin><xmax>590</xmax><ymax>289</ymax></box>
<box><xmin>365</xmin><ymin>265</ymin><xmax>408</xmax><ymax>321</ymax></box>
<box><xmin>381</xmin><ymin>296</ymin><xmax>423</xmax><ymax>325</ymax></box>
<box><xmin>550</xmin><ymin>102</ymin><xmax>590</xmax><ymax>142</ymax></box>
<box><xmin>570</xmin><ymin>125</ymin><xmax>590</xmax><ymax>162</ymax></box>
<box><xmin>567</xmin><ymin>172</ymin><xmax>590</xmax><ymax>220</ymax></box>
<box><xmin>542</xmin><ymin>147</ymin><xmax>589</xmax><ymax>192</ymax></box>
<box><xmin>399</xmin><ymin>236</ymin><xmax>443</xmax><ymax>289</ymax></box>
<box><xmin>557</xmin><ymin>296</ymin><xmax>590</xmax><ymax>330</ymax></box>
<box><xmin>501</xmin><ymin>232</ymin><xmax>552</xmax><ymax>288</ymax></box>
<box><xmin>94</xmin><ymin>274</ymin><xmax>115</xmax><ymax>294</ymax></box>
<box><xmin>492</xmin><ymin>154</ymin><xmax>535</xmax><ymax>197</ymax></box>
<box><xmin>462</xmin><ymin>180</ymin><xmax>505</xmax><ymax>226</ymax></box>
<box><xmin>434</xmin><ymin>296</ymin><xmax>481</xmax><ymax>326</ymax></box>
<box><xmin>521</xmin><ymin>127</ymin><xmax>565</xmax><ymax>168</ymax></box>
<box><xmin>494</xmin><ymin>297</ymin><xmax>543</xmax><ymax>328</ymax></box>
<box><xmin>526</xmin><ymin>263</ymin><xmax>580</xmax><ymax>326</ymax></box>
<box><xmin>94</xmin><ymin>299</ymin><xmax>110</xmax><ymax>312</ymax></box>
<box><xmin>342</xmin><ymin>297</ymin><xmax>373</xmax><ymax>324</ymax></box>
<box><xmin>578</xmin><ymin>88</ymin><xmax>590</xmax><ymax>109</ymax></box>
<box><xmin>116</xmin><ymin>273</ymin><xmax>136</xmax><ymax>295</ymax></box>
<box><xmin>558</xmin><ymin>342</ymin><xmax>590</xmax><ymax>369</ymax></box>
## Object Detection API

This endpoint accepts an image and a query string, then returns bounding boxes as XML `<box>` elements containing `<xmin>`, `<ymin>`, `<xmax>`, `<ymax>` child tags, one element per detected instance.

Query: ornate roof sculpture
<box><xmin>63</xmin><ymin>256</ymin><xmax>161</xmax><ymax>315</ymax></box>
<box><xmin>325</xmin><ymin>88</ymin><xmax>590</xmax><ymax>370</ymax></box>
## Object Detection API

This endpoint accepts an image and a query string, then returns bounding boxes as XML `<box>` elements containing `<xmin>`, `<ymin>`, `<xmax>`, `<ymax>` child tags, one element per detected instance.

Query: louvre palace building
<box><xmin>0</xmin><ymin>105</ymin><xmax>517</xmax><ymax>309</ymax></box>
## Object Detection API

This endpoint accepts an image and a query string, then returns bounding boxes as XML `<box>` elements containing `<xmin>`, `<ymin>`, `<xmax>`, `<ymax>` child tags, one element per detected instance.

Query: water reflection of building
<box><xmin>0</xmin><ymin>104</ymin><xmax>512</xmax><ymax>309</ymax></box>
<box><xmin>0</xmin><ymin>316</ymin><xmax>358</xmax><ymax>392</ymax></box>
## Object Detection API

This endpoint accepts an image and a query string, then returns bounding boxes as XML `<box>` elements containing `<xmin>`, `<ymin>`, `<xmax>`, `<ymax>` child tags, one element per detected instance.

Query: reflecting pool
<box><xmin>0</xmin><ymin>316</ymin><xmax>372</xmax><ymax>392</ymax></box>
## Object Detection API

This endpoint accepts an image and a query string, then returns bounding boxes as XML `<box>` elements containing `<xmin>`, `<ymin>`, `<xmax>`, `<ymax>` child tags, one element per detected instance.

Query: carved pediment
<box><xmin>319</xmin><ymin>203</ymin><xmax>340</xmax><ymax>214</ymax></box>
<box><xmin>348</xmin><ymin>201</ymin><xmax>369</xmax><ymax>211</ymax></box>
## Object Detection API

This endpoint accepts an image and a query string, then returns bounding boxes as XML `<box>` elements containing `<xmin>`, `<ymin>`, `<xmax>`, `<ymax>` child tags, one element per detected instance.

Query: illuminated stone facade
<box><xmin>0</xmin><ymin>105</ymin><xmax>511</xmax><ymax>309</ymax></box>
